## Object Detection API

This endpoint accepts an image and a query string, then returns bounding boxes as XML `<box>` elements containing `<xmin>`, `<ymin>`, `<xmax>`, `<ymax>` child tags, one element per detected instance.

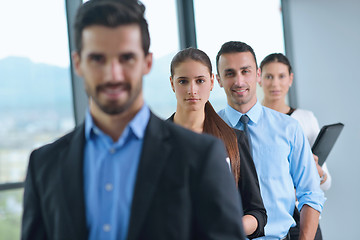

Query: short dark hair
<box><xmin>170</xmin><ymin>47</ymin><xmax>212</xmax><ymax>77</ymax></box>
<box><xmin>74</xmin><ymin>0</ymin><xmax>150</xmax><ymax>55</ymax></box>
<box><xmin>216</xmin><ymin>41</ymin><xmax>258</xmax><ymax>74</ymax></box>
<box><xmin>260</xmin><ymin>53</ymin><xmax>292</xmax><ymax>74</ymax></box>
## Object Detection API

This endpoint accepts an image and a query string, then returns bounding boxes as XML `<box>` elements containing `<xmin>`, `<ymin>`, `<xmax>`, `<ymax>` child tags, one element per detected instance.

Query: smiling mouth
<box><xmin>232</xmin><ymin>88</ymin><xmax>248</xmax><ymax>95</ymax></box>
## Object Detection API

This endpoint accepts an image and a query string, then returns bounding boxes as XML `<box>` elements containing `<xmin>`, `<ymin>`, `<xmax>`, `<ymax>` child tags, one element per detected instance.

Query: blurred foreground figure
<box><xmin>21</xmin><ymin>1</ymin><xmax>245</xmax><ymax>239</ymax></box>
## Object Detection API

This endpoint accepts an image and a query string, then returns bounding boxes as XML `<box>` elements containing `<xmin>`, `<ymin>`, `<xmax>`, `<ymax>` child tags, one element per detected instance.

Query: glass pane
<box><xmin>0</xmin><ymin>0</ymin><xmax>74</xmax><ymax>184</ymax></box>
<box><xmin>0</xmin><ymin>188</ymin><xmax>23</xmax><ymax>239</ymax></box>
<box><xmin>141</xmin><ymin>0</ymin><xmax>180</xmax><ymax>119</ymax></box>
<box><xmin>194</xmin><ymin>0</ymin><xmax>285</xmax><ymax>110</ymax></box>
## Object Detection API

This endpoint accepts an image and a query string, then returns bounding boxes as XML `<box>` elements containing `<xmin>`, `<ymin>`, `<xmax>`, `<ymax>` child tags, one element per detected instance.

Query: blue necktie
<box><xmin>240</xmin><ymin>114</ymin><xmax>252</xmax><ymax>156</ymax></box>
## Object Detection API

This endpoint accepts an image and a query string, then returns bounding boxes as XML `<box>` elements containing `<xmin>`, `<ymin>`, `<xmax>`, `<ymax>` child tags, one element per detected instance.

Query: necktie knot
<box><xmin>240</xmin><ymin>114</ymin><xmax>250</xmax><ymax>124</ymax></box>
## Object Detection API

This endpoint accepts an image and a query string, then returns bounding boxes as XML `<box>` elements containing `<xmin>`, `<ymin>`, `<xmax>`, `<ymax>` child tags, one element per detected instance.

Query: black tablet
<box><xmin>311</xmin><ymin>123</ymin><xmax>344</xmax><ymax>166</ymax></box>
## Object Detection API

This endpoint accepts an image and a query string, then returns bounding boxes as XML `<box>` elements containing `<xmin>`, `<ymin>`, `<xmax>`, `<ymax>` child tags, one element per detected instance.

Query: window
<box><xmin>141</xmin><ymin>0</ymin><xmax>180</xmax><ymax>119</ymax></box>
<box><xmin>0</xmin><ymin>0</ymin><xmax>74</xmax><ymax>238</ymax></box>
<box><xmin>194</xmin><ymin>0</ymin><xmax>285</xmax><ymax>110</ymax></box>
<box><xmin>0</xmin><ymin>189</ymin><xmax>23</xmax><ymax>239</ymax></box>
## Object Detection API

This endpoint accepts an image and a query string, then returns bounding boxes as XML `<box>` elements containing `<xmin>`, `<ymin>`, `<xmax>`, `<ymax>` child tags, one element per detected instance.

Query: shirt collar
<box><xmin>85</xmin><ymin>109</ymin><xmax>94</xmax><ymax>140</ymax></box>
<box><xmin>85</xmin><ymin>104</ymin><xmax>150</xmax><ymax>141</ymax></box>
<box><xmin>224</xmin><ymin>100</ymin><xmax>262</xmax><ymax>127</ymax></box>
<box><xmin>129</xmin><ymin>104</ymin><xmax>150</xmax><ymax>139</ymax></box>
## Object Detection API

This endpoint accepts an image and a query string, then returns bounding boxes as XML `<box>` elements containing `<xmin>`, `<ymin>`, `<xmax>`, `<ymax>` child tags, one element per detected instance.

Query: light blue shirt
<box><xmin>83</xmin><ymin>104</ymin><xmax>150</xmax><ymax>240</ymax></box>
<box><xmin>218</xmin><ymin>101</ymin><xmax>325</xmax><ymax>240</ymax></box>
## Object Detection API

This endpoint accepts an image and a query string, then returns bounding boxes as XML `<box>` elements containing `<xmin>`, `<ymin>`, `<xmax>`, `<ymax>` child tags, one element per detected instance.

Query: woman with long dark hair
<box><xmin>168</xmin><ymin>47</ymin><xmax>267</xmax><ymax>238</ymax></box>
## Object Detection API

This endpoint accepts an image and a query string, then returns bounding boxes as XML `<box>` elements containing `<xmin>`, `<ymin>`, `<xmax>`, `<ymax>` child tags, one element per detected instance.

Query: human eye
<box><xmin>178</xmin><ymin>79</ymin><xmax>188</xmax><ymax>85</ymax></box>
<box><xmin>196</xmin><ymin>78</ymin><xmax>205</xmax><ymax>84</ymax></box>
<box><xmin>225</xmin><ymin>70</ymin><xmax>235</xmax><ymax>77</ymax></box>
<box><xmin>265</xmin><ymin>75</ymin><xmax>273</xmax><ymax>80</ymax></box>
<box><xmin>242</xmin><ymin>69</ymin><xmax>250</xmax><ymax>74</ymax></box>
<box><xmin>88</xmin><ymin>54</ymin><xmax>105</xmax><ymax>64</ymax></box>
<box><xmin>120</xmin><ymin>53</ymin><xmax>135</xmax><ymax>64</ymax></box>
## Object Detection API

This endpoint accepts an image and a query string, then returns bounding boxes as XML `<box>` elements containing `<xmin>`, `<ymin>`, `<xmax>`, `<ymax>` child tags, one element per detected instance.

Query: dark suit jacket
<box><xmin>22</xmin><ymin>113</ymin><xmax>245</xmax><ymax>240</ymax></box>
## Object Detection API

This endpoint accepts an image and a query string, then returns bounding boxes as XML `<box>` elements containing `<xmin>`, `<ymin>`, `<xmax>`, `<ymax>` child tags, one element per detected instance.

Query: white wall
<box><xmin>285</xmin><ymin>0</ymin><xmax>360</xmax><ymax>239</ymax></box>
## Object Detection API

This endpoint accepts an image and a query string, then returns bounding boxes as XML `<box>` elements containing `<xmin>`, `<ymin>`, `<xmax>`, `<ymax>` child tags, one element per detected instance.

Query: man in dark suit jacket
<box><xmin>21</xmin><ymin>0</ymin><xmax>245</xmax><ymax>239</ymax></box>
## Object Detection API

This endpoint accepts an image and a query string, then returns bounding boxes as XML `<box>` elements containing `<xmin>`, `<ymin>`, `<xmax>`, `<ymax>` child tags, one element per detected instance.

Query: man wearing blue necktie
<box><xmin>216</xmin><ymin>41</ymin><xmax>325</xmax><ymax>240</ymax></box>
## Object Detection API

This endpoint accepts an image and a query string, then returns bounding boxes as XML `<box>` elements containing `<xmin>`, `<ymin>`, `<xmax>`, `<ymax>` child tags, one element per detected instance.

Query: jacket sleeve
<box><xmin>235</xmin><ymin>129</ymin><xmax>267</xmax><ymax>239</ymax></box>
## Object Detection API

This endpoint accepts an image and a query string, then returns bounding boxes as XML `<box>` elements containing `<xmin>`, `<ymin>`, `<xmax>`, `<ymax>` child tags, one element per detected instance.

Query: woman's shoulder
<box><xmin>291</xmin><ymin>108</ymin><xmax>318</xmax><ymax>124</ymax></box>
<box><xmin>291</xmin><ymin>108</ymin><xmax>320</xmax><ymax>145</ymax></box>
<box><xmin>292</xmin><ymin>108</ymin><xmax>316</xmax><ymax>119</ymax></box>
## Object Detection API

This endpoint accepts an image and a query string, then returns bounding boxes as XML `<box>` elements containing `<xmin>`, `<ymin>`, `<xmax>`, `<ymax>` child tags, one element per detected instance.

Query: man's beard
<box><xmin>89</xmin><ymin>81</ymin><xmax>142</xmax><ymax>115</ymax></box>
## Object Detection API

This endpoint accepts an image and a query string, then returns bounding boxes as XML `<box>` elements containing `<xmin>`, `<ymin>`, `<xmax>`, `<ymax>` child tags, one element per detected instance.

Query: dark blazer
<box><xmin>166</xmin><ymin>114</ymin><xmax>266</xmax><ymax>239</ymax></box>
<box><xmin>22</xmin><ymin>113</ymin><xmax>245</xmax><ymax>240</ymax></box>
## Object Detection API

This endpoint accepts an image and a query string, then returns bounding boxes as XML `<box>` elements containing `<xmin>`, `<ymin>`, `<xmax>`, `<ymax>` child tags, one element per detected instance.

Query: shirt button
<box><xmin>103</xmin><ymin>224</ymin><xmax>111</xmax><ymax>232</ymax></box>
<box><xmin>105</xmin><ymin>183</ymin><xmax>113</xmax><ymax>191</ymax></box>
<box><xmin>109</xmin><ymin>148</ymin><xmax>115</xmax><ymax>154</ymax></box>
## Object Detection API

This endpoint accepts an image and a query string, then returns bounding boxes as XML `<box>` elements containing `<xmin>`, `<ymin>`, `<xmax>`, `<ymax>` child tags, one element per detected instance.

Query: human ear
<box><xmin>72</xmin><ymin>51</ymin><xmax>82</xmax><ymax>77</ymax></box>
<box><xmin>210</xmin><ymin>73</ymin><xmax>214</xmax><ymax>91</ymax></box>
<box><xmin>289</xmin><ymin>72</ymin><xmax>294</xmax><ymax>87</ymax></box>
<box><xmin>258</xmin><ymin>69</ymin><xmax>264</xmax><ymax>87</ymax></box>
<box><xmin>256</xmin><ymin>68</ymin><xmax>261</xmax><ymax>84</ymax></box>
<box><xmin>170</xmin><ymin>76</ymin><xmax>175</xmax><ymax>92</ymax></box>
<box><xmin>216</xmin><ymin>74</ymin><xmax>223</xmax><ymax>88</ymax></box>
<box><xmin>143</xmin><ymin>52</ymin><xmax>153</xmax><ymax>75</ymax></box>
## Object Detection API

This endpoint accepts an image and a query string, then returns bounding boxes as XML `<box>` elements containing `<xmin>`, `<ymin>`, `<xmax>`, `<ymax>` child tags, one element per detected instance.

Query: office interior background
<box><xmin>0</xmin><ymin>0</ymin><xmax>358</xmax><ymax>239</ymax></box>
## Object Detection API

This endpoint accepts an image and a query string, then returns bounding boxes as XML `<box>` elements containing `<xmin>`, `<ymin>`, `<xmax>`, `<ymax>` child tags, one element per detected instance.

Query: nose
<box><xmin>188</xmin><ymin>81</ymin><xmax>197</xmax><ymax>95</ymax></box>
<box><xmin>235</xmin><ymin>71</ymin><xmax>245</xmax><ymax>85</ymax></box>
<box><xmin>107</xmin><ymin>59</ymin><xmax>124</xmax><ymax>81</ymax></box>
<box><xmin>271</xmin><ymin>77</ymin><xmax>280</xmax><ymax>86</ymax></box>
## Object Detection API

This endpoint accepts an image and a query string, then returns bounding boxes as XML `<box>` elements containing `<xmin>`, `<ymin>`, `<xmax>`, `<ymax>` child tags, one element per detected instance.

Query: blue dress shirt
<box><xmin>83</xmin><ymin>104</ymin><xmax>150</xmax><ymax>240</ymax></box>
<box><xmin>218</xmin><ymin>101</ymin><xmax>325</xmax><ymax>240</ymax></box>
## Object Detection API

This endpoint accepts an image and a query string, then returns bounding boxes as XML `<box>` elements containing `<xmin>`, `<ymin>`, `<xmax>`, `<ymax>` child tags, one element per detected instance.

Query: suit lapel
<box><xmin>60</xmin><ymin>124</ymin><xmax>88</xmax><ymax>239</ymax></box>
<box><xmin>127</xmin><ymin>113</ymin><xmax>172</xmax><ymax>240</ymax></box>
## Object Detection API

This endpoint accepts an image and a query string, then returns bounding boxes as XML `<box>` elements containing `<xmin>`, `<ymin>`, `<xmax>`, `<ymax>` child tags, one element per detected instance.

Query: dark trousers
<box><xmin>289</xmin><ymin>207</ymin><xmax>323</xmax><ymax>240</ymax></box>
